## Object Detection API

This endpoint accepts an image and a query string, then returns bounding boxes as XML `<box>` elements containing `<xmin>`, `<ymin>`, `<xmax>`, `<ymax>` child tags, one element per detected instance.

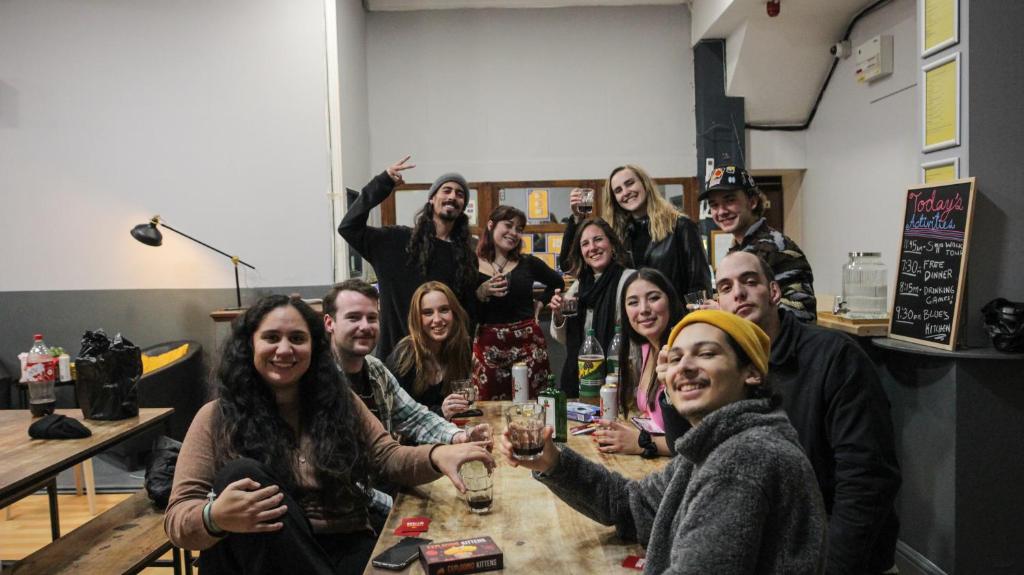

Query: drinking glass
<box><xmin>577</xmin><ymin>188</ymin><xmax>595</xmax><ymax>216</ymax></box>
<box><xmin>459</xmin><ymin>461</ymin><xmax>493</xmax><ymax>514</ymax></box>
<box><xmin>451</xmin><ymin>378</ymin><xmax>477</xmax><ymax>405</ymax></box>
<box><xmin>561</xmin><ymin>296</ymin><xmax>579</xmax><ymax>318</ymax></box>
<box><xmin>685</xmin><ymin>290</ymin><xmax>707</xmax><ymax>309</ymax></box>
<box><xmin>505</xmin><ymin>402</ymin><xmax>546</xmax><ymax>461</ymax></box>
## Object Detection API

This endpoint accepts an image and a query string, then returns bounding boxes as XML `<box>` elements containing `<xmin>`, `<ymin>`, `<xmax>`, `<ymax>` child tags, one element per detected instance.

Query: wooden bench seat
<box><xmin>12</xmin><ymin>490</ymin><xmax>185</xmax><ymax>575</ymax></box>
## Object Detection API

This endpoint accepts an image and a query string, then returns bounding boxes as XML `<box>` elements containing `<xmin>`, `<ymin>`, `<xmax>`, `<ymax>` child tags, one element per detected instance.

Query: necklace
<box><xmin>491</xmin><ymin>257</ymin><xmax>508</xmax><ymax>275</ymax></box>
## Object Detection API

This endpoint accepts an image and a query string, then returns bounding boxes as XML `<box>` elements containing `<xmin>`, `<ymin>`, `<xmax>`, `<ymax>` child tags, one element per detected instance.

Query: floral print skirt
<box><xmin>472</xmin><ymin>318</ymin><xmax>551</xmax><ymax>401</ymax></box>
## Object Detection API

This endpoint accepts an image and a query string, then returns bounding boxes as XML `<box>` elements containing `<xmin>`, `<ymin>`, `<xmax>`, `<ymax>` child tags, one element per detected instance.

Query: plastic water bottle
<box><xmin>25</xmin><ymin>334</ymin><xmax>57</xmax><ymax>417</ymax></box>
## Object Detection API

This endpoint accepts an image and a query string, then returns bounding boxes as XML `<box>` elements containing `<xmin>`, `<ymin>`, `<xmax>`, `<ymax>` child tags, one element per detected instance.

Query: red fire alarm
<box><xmin>767</xmin><ymin>0</ymin><xmax>780</xmax><ymax>17</ymax></box>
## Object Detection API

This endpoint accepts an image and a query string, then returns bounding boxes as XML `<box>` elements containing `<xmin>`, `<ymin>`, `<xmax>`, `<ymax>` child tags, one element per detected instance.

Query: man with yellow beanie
<box><xmin>498</xmin><ymin>310</ymin><xmax>827</xmax><ymax>574</ymax></box>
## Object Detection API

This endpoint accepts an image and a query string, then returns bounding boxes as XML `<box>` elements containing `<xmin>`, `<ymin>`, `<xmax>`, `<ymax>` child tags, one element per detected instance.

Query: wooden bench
<box><xmin>12</xmin><ymin>490</ymin><xmax>192</xmax><ymax>575</ymax></box>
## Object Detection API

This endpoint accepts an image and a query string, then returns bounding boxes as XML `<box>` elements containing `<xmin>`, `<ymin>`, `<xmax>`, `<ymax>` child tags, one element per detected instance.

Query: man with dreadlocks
<box><xmin>340</xmin><ymin>155</ymin><xmax>478</xmax><ymax>359</ymax></box>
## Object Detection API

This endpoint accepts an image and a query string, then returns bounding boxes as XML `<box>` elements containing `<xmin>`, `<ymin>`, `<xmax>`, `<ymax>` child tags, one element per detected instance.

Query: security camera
<box><xmin>830</xmin><ymin>40</ymin><xmax>852</xmax><ymax>59</ymax></box>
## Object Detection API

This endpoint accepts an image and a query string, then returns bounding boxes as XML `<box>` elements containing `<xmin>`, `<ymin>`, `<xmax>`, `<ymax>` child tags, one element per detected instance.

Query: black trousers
<box><xmin>198</xmin><ymin>458</ymin><xmax>377</xmax><ymax>575</ymax></box>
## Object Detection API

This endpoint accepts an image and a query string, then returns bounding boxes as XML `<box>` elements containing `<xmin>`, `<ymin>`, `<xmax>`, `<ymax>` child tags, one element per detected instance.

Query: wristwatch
<box><xmin>637</xmin><ymin>430</ymin><xmax>658</xmax><ymax>459</ymax></box>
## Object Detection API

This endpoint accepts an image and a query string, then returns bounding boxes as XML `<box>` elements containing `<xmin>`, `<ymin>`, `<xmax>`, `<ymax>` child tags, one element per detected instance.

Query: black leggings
<box><xmin>198</xmin><ymin>458</ymin><xmax>377</xmax><ymax>575</ymax></box>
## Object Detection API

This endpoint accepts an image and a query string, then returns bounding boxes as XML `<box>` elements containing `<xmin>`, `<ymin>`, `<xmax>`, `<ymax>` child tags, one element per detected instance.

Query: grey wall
<box><xmin>0</xmin><ymin>286</ymin><xmax>330</xmax><ymax>406</ymax></box>
<box><xmin>365</xmin><ymin>5</ymin><xmax>696</xmax><ymax>182</ymax></box>
<box><xmin>964</xmin><ymin>0</ymin><xmax>1024</xmax><ymax>343</ymax></box>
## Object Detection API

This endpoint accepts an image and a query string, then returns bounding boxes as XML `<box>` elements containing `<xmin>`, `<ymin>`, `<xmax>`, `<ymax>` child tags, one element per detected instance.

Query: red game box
<box><xmin>418</xmin><ymin>536</ymin><xmax>503</xmax><ymax>575</ymax></box>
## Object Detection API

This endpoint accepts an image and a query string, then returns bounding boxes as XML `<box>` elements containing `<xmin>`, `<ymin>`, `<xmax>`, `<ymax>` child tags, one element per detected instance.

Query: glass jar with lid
<box><xmin>841</xmin><ymin>252</ymin><xmax>888</xmax><ymax>319</ymax></box>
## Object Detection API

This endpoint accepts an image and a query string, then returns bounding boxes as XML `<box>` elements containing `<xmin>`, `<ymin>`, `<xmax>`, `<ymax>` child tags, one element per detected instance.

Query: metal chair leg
<box><xmin>184</xmin><ymin>549</ymin><xmax>195</xmax><ymax>575</ymax></box>
<box><xmin>171</xmin><ymin>546</ymin><xmax>182</xmax><ymax>575</ymax></box>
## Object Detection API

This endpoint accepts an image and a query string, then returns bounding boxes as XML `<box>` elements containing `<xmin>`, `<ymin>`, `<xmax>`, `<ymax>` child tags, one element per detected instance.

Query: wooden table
<box><xmin>366</xmin><ymin>401</ymin><xmax>668</xmax><ymax>574</ymax></box>
<box><xmin>0</xmin><ymin>408</ymin><xmax>174</xmax><ymax>541</ymax></box>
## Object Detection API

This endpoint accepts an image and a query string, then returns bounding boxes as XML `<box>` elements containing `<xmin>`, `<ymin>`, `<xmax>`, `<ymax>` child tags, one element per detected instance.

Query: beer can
<box><xmin>600</xmin><ymin>374</ymin><xmax>619</xmax><ymax>422</ymax></box>
<box><xmin>512</xmin><ymin>362</ymin><xmax>530</xmax><ymax>403</ymax></box>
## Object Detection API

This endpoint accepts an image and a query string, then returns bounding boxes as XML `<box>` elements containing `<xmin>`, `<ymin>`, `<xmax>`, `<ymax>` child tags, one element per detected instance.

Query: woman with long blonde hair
<box><xmin>387</xmin><ymin>282</ymin><xmax>474</xmax><ymax>419</ymax></box>
<box><xmin>558</xmin><ymin>164</ymin><xmax>711</xmax><ymax>298</ymax></box>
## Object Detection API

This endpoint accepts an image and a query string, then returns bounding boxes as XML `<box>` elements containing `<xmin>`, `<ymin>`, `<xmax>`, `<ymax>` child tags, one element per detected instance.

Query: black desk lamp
<box><xmin>130</xmin><ymin>215</ymin><xmax>255</xmax><ymax>309</ymax></box>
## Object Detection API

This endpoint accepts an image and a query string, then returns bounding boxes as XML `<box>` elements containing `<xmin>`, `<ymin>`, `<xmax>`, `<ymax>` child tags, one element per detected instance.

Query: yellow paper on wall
<box><xmin>924</xmin><ymin>0</ymin><xmax>955</xmax><ymax>54</ymax></box>
<box><xmin>925</xmin><ymin>58</ymin><xmax>957</xmax><ymax>148</ymax></box>
<box><xmin>528</xmin><ymin>189</ymin><xmax>549</xmax><ymax>220</ymax></box>
<box><xmin>520</xmin><ymin>234</ymin><xmax>533</xmax><ymax>253</ymax></box>
<box><xmin>924</xmin><ymin>163</ymin><xmax>956</xmax><ymax>184</ymax></box>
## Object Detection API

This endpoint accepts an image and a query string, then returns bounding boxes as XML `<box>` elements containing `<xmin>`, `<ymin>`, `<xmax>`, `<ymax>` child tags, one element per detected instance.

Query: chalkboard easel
<box><xmin>889</xmin><ymin>177</ymin><xmax>976</xmax><ymax>351</ymax></box>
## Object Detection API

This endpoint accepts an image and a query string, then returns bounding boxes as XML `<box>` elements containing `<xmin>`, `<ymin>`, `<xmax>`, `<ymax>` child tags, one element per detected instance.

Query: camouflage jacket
<box><xmin>730</xmin><ymin>218</ymin><xmax>817</xmax><ymax>322</ymax></box>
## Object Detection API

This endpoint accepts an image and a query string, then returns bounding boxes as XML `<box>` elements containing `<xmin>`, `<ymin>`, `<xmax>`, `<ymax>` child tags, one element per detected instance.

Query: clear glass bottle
<box><xmin>842</xmin><ymin>252</ymin><xmax>888</xmax><ymax>319</ymax></box>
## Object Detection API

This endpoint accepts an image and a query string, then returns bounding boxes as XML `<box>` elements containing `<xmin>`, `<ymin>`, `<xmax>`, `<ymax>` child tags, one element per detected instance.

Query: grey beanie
<box><xmin>428</xmin><ymin>172</ymin><xmax>469</xmax><ymax>198</ymax></box>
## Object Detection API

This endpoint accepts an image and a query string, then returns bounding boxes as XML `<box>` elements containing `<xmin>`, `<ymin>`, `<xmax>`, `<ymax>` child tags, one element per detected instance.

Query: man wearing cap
<box><xmin>703</xmin><ymin>165</ymin><xmax>817</xmax><ymax>322</ymax></box>
<box><xmin>501</xmin><ymin>310</ymin><xmax>827</xmax><ymax>574</ymax></box>
<box><xmin>664</xmin><ymin>250</ymin><xmax>901</xmax><ymax>574</ymax></box>
<box><xmin>339</xmin><ymin>156</ymin><xmax>478</xmax><ymax>359</ymax></box>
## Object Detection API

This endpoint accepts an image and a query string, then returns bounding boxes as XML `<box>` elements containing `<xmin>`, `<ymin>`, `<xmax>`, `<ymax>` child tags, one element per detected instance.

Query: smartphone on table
<box><xmin>371</xmin><ymin>536</ymin><xmax>432</xmax><ymax>570</ymax></box>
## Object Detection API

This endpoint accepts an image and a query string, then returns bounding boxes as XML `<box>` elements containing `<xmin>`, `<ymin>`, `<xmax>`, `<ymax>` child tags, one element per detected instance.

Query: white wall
<box><xmin>338</xmin><ymin>0</ymin><xmax>371</xmax><ymax>189</ymax></box>
<box><xmin>801</xmin><ymin>0</ymin><xmax>919</xmax><ymax>295</ymax></box>
<box><xmin>0</xmin><ymin>0</ymin><xmax>334</xmax><ymax>292</ymax></box>
<box><xmin>365</xmin><ymin>5</ymin><xmax>696</xmax><ymax>182</ymax></box>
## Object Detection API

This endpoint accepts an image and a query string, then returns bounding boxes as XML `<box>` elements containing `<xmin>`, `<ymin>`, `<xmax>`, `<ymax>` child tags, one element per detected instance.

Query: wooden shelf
<box><xmin>817</xmin><ymin>311</ymin><xmax>889</xmax><ymax>337</ymax></box>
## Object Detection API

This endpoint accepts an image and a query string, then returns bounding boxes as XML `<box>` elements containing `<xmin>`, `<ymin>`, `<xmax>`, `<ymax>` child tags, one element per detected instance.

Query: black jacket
<box><xmin>559</xmin><ymin>215</ymin><xmax>711</xmax><ymax>296</ymax></box>
<box><xmin>662</xmin><ymin>309</ymin><xmax>901</xmax><ymax>574</ymax></box>
<box><xmin>338</xmin><ymin>171</ymin><xmax>475</xmax><ymax>360</ymax></box>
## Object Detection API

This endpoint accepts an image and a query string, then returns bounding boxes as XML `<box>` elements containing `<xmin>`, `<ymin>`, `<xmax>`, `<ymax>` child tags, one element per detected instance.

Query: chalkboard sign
<box><xmin>889</xmin><ymin>178</ymin><xmax>975</xmax><ymax>350</ymax></box>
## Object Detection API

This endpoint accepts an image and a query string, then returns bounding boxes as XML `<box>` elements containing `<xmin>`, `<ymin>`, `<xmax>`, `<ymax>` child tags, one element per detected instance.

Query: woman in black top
<box><xmin>548</xmin><ymin>218</ymin><xmax>634</xmax><ymax>398</ymax></box>
<box><xmin>558</xmin><ymin>164</ymin><xmax>711</xmax><ymax>298</ymax></box>
<box><xmin>472</xmin><ymin>206</ymin><xmax>564</xmax><ymax>400</ymax></box>
<box><xmin>387</xmin><ymin>281</ymin><xmax>475</xmax><ymax>419</ymax></box>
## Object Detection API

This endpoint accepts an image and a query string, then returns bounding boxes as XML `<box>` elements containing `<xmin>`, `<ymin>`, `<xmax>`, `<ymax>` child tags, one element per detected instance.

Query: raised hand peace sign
<box><xmin>386</xmin><ymin>155</ymin><xmax>416</xmax><ymax>185</ymax></box>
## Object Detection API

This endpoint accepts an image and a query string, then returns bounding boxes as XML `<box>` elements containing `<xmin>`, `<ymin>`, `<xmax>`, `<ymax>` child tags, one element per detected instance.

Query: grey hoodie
<box><xmin>536</xmin><ymin>398</ymin><xmax>827</xmax><ymax>574</ymax></box>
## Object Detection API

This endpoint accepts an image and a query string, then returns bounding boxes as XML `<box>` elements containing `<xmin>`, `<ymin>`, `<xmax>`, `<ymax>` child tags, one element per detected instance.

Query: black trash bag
<box><xmin>982</xmin><ymin>298</ymin><xmax>1024</xmax><ymax>352</ymax></box>
<box><xmin>145</xmin><ymin>436</ymin><xmax>181</xmax><ymax>509</ymax></box>
<box><xmin>74</xmin><ymin>329</ymin><xmax>141</xmax><ymax>420</ymax></box>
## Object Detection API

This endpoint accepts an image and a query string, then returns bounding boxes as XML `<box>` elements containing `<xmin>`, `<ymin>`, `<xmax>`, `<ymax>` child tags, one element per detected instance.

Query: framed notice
<box><xmin>889</xmin><ymin>178</ymin><xmax>975</xmax><ymax>351</ymax></box>
<box><xmin>528</xmin><ymin>189</ymin><xmax>549</xmax><ymax>220</ymax></box>
<box><xmin>921</xmin><ymin>0</ymin><xmax>958</xmax><ymax>57</ymax></box>
<box><xmin>708</xmin><ymin>230</ymin><xmax>734</xmax><ymax>271</ymax></box>
<box><xmin>520</xmin><ymin>234</ymin><xmax>534</xmax><ymax>254</ymax></box>
<box><xmin>536</xmin><ymin>253</ymin><xmax>557</xmax><ymax>270</ymax></box>
<box><xmin>922</xmin><ymin>52</ymin><xmax>960</xmax><ymax>152</ymax></box>
<box><xmin>547</xmin><ymin>233</ymin><xmax>563</xmax><ymax>255</ymax></box>
<box><xmin>921</xmin><ymin>157</ymin><xmax>959</xmax><ymax>184</ymax></box>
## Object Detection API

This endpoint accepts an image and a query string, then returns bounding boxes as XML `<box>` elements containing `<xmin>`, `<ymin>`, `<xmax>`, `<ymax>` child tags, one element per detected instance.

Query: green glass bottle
<box><xmin>538</xmin><ymin>374</ymin><xmax>567</xmax><ymax>442</ymax></box>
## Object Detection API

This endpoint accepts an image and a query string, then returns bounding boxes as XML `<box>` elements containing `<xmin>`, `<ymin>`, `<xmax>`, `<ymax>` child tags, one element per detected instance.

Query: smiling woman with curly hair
<box><xmin>164</xmin><ymin>295</ymin><xmax>492</xmax><ymax>574</ymax></box>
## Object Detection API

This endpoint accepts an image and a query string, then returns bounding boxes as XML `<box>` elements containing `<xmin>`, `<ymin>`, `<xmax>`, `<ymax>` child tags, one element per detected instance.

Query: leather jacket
<box><xmin>559</xmin><ymin>215</ymin><xmax>712</xmax><ymax>296</ymax></box>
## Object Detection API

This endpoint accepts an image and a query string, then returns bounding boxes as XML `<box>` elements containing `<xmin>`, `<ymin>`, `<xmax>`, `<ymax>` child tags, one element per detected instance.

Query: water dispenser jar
<box><xmin>842</xmin><ymin>252</ymin><xmax>888</xmax><ymax>319</ymax></box>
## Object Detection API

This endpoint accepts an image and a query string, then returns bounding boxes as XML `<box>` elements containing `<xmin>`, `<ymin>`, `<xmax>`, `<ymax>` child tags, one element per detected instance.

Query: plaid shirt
<box><xmin>359</xmin><ymin>355</ymin><xmax>461</xmax><ymax>445</ymax></box>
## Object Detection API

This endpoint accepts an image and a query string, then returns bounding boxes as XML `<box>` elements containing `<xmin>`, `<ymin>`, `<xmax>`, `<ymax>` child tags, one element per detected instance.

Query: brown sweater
<box><xmin>164</xmin><ymin>394</ymin><xmax>441</xmax><ymax>550</ymax></box>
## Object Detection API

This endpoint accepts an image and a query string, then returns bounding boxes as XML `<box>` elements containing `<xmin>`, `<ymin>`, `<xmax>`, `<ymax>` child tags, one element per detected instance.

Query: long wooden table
<box><xmin>0</xmin><ymin>408</ymin><xmax>174</xmax><ymax>542</ymax></box>
<box><xmin>366</xmin><ymin>401</ymin><xmax>668</xmax><ymax>574</ymax></box>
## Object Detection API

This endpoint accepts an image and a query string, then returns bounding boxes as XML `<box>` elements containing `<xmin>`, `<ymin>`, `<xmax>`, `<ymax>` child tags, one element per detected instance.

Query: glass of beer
<box><xmin>561</xmin><ymin>296</ymin><xmax>579</xmax><ymax>318</ymax></box>
<box><xmin>505</xmin><ymin>402</ymin><xmax>546</xmax><ymax>461</ymax></box>
<box><xmin>459</xmin><ymin>461</ymin><xmax>493</xmax><ymax>514</ymax></box>
<box><xmin>577</xmin><ymin>188</ymin><xmax>595</xmax><ymax>216</ymax></box>
<box><xmin>451</xmin><ymin>378</ymin><xmax>477</xmax><ymax>405</ymax></box>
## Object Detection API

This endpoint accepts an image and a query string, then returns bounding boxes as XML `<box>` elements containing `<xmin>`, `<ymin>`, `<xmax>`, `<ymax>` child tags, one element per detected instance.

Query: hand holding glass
<box><xmin>459</xmin><ymin>461</ymin><xmax>493</xmax><ymax>514</ymax></box>
<box><xmin>561</xmin><ymin>296</ymin><xmax>579</xmax><ymax>318</ymax></box>
<box><xmin>505</xmin><ymin>403</ymin><xmax>546</xmax><ymax>461</ymax></box>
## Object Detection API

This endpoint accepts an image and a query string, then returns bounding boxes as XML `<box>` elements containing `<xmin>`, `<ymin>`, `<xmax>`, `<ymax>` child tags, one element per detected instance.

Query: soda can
<box><xmin>512</xmin><ymin>362</ymin><xmax>530</xmax><ymax>403</ymax></box>
<box><xmin>600</xmin><ymin>374</ymin><xmax>619</xmax><ymax>422</ymax></box>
